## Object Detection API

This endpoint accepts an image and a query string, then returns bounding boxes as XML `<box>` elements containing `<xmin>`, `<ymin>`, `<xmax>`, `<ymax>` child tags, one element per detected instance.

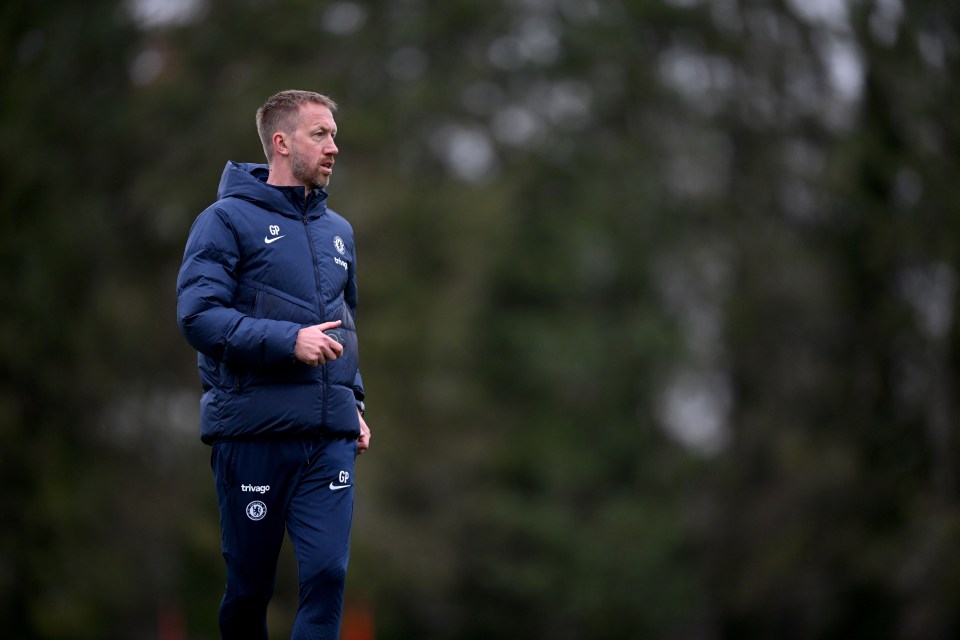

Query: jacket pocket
<box><xmin>326</xmin><ymin>300</ymin><xmax>360</xmax><ymax>384</ymax></box>
<box><xmin>219</xmin><ymin>362</ymin><xmax>248</xmax><ymax>392</ymax></box>
<box><xmin>239</xmin><ymin>280</ymin><xmax>319</xmax><ymax>324</ymax></box>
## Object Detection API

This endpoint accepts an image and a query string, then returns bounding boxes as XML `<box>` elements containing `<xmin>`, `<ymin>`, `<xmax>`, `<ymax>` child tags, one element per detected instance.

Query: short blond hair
<box><xmin>256</xmin><ymin>90</ymin><xmax>338</xmax><ymax>162</ymax></box>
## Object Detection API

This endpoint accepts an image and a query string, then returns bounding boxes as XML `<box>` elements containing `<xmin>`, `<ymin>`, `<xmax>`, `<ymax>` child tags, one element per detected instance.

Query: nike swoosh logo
<box><xmin>329</xmin><ymin>483</ymin><xmax>352</xmax><ymax>491</ymax></box>
<box><xmin>264</xmin><ymin>235</ymin><xmax>286</xmax><ymax>244</ymax></box>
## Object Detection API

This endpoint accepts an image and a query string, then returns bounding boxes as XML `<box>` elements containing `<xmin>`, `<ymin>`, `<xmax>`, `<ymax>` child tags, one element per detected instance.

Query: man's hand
<box><xmin>294</xmin><ymin>320</ymin><xmax>344</xmax><ymax>366</ymax></box>
<box><xmin>357</xmin><ymin>411</ymin><xmax>371</xmax><ymax>454</ymax></box>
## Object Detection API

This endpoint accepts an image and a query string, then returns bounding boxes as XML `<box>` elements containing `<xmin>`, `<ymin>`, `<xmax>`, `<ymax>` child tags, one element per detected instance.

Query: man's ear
<box><xmin>272</xmin><ymin>131</ymin><xmax>290</xmax><ymax>157</ymax></box>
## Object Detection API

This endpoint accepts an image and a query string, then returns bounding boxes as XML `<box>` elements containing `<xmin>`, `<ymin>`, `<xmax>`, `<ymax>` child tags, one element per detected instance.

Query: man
<box><xmin>176</xmin><ymin>90</ymin><xmax>371</xmax><ymax>640</ymax></box>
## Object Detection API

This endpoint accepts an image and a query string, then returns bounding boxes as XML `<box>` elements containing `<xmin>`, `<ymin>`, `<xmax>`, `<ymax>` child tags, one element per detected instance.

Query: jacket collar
<box><xmin>217</xmin><ymin>161</ymin><xmax>328</xmax><ymax>219</ymax></box>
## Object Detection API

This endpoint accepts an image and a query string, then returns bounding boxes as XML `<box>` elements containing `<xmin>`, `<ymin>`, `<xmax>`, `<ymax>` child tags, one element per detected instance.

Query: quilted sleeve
<box><xmin>176</xmin><ymin>206</ymin><xmax>300</xmax><ymax>366</ymax></box>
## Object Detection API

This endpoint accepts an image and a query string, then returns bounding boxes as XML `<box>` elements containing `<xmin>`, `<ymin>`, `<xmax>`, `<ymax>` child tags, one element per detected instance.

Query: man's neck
<box><xmin>267</xmin><ymin>168</ymin><xmax>309</xmax><ymax>200</ymax></box>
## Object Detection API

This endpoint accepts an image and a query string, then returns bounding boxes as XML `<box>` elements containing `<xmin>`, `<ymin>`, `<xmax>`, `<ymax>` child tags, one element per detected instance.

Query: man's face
<box><xmin>288</xmin><ymin>102</ymin><xmax>339</xmax><ymax>190</ymax></box>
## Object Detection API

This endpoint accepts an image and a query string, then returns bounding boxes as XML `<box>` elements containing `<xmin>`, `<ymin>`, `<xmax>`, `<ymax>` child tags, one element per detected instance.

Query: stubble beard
<box><xmin>290</xmin><ymin>148</ymin><xmax>330</xmax><ymax>190</ymax></box>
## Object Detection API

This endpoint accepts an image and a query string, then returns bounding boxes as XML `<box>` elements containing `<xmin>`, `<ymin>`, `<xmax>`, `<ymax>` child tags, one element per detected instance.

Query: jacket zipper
<box><xmin>302</xmin><ymin>210</ymin><xmax>329</xmax><ymax>426</ymax></box>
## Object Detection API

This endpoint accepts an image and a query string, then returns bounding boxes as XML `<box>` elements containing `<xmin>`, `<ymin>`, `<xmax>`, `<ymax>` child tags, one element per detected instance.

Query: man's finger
<box><xmin>317</xmin><ymin>319</ymin><xmax>343</xmax><ymax>331</ymax></box>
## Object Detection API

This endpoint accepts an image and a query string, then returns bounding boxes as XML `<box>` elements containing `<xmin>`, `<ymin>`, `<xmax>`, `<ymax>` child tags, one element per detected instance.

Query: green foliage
<box><xmin>2</xmin><ymin>0</ymin><xmax>960</xmax><ymax>638</ymax></box>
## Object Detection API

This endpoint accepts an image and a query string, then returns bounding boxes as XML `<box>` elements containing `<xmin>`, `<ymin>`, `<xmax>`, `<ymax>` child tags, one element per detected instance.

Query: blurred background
<box><xmin>2</xmin><ymin>0</ymin><xmax>959</xmax><ymax>638</ymax></box>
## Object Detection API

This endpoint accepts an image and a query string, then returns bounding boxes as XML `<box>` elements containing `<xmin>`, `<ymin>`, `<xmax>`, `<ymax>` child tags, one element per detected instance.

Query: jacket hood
<box><xmin>216</xmin><ymin>161</ymin><xmax>328</xmax><ymax>219</ymax></box>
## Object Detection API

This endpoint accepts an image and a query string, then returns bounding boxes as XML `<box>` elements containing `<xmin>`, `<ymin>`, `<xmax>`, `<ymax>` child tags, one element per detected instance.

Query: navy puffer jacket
<box><xmin>177</xmin><ymin>161</ymin><xmax>364</xmax><ymax>444</ymax></box>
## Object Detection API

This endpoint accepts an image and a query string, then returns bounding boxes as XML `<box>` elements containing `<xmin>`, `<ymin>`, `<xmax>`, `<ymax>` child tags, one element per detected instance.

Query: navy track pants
<box><xmin>211</xmin><ymin>437</ymin><xmax>357</xmax><ymax>640</ymax></box>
